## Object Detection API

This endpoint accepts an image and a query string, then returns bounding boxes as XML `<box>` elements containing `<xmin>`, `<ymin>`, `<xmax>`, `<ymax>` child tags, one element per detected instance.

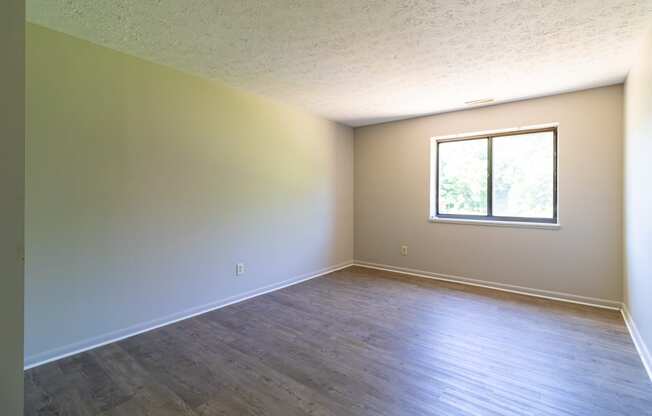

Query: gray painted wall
<box><xmin>25</xmin><ymin>24</ymin><xmax>354</xmax><ymax>366</ymax></box>
<box><xmin>354</xmin><ymin>86</ymin><xmax>623</xmax><ymax>303</ymax></box>
<box><xmin>0</xmin><ymin>0</ymin><xmax>25</xmax><ymax>413</ymax></box>
<box><xmin>624</xmin><ymin>27</ymin><xmax>652</xmax><ymax>364</ymax></box>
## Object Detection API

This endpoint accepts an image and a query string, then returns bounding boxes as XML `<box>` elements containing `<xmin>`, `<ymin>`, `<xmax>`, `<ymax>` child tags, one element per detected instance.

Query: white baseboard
<box><xmin>353</xmin><ymin>260</ymin><xmax>623</xmax><ymax>310</ymax></box>
<box><xmin>24</xmin><ymin>260</ymin><xmax>354</xmax><ymax>370</ymax></box>
<box><xmin>26</xmin><ymin>259</ymin><xmax>651</xmax><ymax>384</ymax></box>
<box><xmin>622</xmin><ymin>304</ymin><xmax>652</xmax><ymax>381</ymax></box>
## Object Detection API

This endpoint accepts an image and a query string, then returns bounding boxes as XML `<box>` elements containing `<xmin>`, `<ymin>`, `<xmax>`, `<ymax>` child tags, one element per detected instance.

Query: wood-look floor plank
<box><xmin>24</xmin><ymin>266</ymin><xmax>652</xmax><ymax>415</ymax></box>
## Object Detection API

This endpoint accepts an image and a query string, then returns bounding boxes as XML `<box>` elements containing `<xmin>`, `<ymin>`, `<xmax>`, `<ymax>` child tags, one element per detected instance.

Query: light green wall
<box><xmin>624</xmin><ymin>26</ymin><xmax>652</xmax><ymax>370</ymax></box>
<box><xmin>25</xmin><ymin>23</ymin><xmax>353</xmax><ymax>366</ymax></box>
<box><xmin>0</xmin><ymin>1</ymin><xmax>25</xmax><ymax>413</ymax></box>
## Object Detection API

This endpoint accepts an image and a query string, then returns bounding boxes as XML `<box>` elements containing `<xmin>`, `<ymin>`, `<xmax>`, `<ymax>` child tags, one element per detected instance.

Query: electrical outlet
<box><xmin>236</xmin><ymin>263</ymin><xmax>245</xmax><ymax>276</ymax></box>
<box><xmin>401</xmin><ymin>245</ymin><xmax>408</xmax><ymax>256</ymax></box>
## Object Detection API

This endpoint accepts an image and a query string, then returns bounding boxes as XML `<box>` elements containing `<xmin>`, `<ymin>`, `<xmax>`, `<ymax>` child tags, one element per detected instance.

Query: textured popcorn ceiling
<box><xmin>27</xmin><ymin>0</ymin><xmax>652</xmax><ymax>126</ymax></box>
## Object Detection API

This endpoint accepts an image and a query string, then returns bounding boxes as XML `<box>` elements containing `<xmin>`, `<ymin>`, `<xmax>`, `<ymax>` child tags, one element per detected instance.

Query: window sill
<box><xmin>429</xmin><ymin>217</ymin><xmax>561</xmax><ymax>230</ymax></box>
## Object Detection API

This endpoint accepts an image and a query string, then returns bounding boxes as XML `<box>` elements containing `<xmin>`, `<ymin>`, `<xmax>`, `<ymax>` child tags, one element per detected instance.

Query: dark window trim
<box><xmin>435</xmin><ymin>126</ymin><xmax>558</xmax><ymax>224</ymax></box>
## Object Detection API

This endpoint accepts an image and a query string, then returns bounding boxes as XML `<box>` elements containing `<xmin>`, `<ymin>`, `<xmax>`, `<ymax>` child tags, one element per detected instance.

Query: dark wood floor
<box><xmin>25</xmin><ymin>266</ymin><xmax>652</xmax><ymax>415</ymax></box>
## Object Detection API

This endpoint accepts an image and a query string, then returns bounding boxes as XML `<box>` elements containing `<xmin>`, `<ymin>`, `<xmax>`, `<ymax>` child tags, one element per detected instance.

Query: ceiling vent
<box><xmin>464</xmin><ymin>98</ymin><xmax>494</xmax><ymax>106</ymax></box>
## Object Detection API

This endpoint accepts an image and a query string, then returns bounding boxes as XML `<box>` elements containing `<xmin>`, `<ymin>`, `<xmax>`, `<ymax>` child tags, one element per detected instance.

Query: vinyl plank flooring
<box><xmin>24</xmin><ymin>266</ymin><xmax>652</xmax><ymax>415</ymax></box>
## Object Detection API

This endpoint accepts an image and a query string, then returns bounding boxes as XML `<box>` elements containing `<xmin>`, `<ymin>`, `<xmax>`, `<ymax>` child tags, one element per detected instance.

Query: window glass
<box><xmin>434</xmin><ymin>128</ymin><xmax>557</xmax><ymax>223</ymax></box>
<box><xmin>492</xmin><ymin>132</ymin><xmax>554</xmax><ymax>219</ymax></box>
<box><xmin>438</xmin><ymin>139</ymin><xmax>488</xmax><ymax>215</ymax></box>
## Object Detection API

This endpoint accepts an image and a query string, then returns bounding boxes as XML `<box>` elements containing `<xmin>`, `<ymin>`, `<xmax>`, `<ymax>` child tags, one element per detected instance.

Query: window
<box><xmin>432</xmin><ymin>127</ymin><xmax>557</xmax><ymax>224</ymax></box>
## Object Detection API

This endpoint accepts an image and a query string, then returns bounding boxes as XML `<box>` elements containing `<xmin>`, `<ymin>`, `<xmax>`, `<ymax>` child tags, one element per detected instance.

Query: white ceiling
<box><xmin>27</xmin><ymin>0</ymin><xmax>652</xmax><ymax>127</ymax></box>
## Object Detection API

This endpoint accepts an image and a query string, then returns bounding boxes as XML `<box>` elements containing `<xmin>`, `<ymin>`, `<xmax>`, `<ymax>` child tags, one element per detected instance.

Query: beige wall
<box><xmin>0</xmin><ymin>1</ymin><xmax>25</xmax><ymax>413</ymax></box>
<box><xmin>25</xmin><ymin>23</ymin><xmax>353</xmax><ymax>366</ymax></box>
<box><xmin>624</xmin><ymin>27</ymin><xmax>652</xmax><ymax>363</ymax></box>
<box><xmin>355</xmin><ymin>86</ymin><xmax>623</xmax><ymax>304</ymax></box>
